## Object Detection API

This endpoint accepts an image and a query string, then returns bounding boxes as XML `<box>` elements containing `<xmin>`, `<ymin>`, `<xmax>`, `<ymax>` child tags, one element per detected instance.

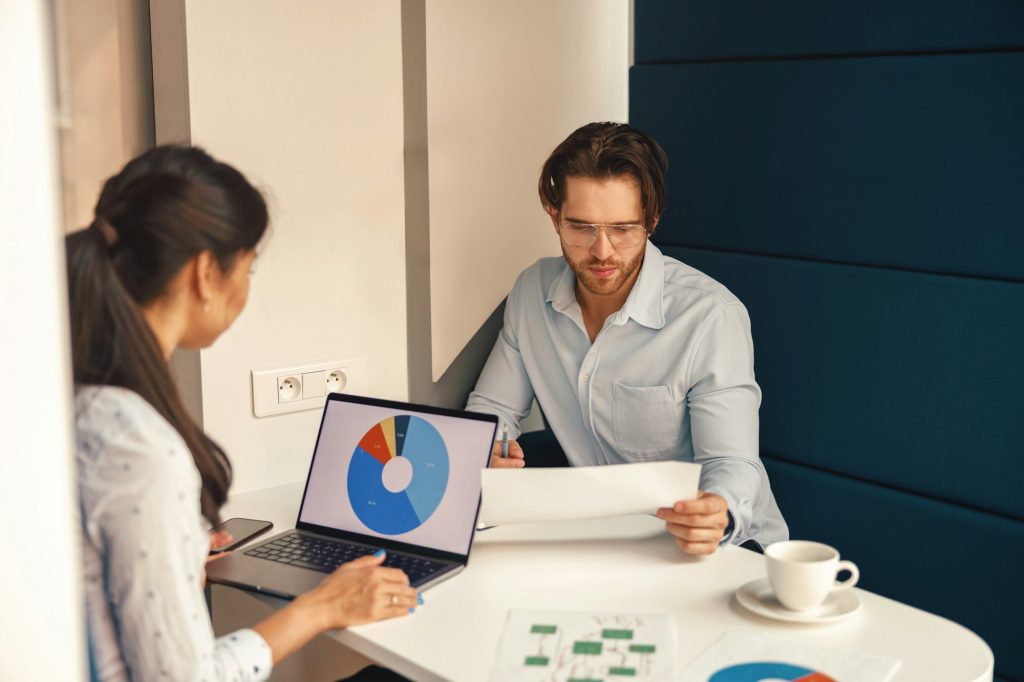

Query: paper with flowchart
<box><xmin>479</xmin><ymin>461</ymin><xmax>701</xmax><ymax>527</ymax></box>
<box><xmin>681</xmin><ymin>630</ymin><xmax>901</xmax><ymax>682</ymax></box>
<box><xmin>489</xmin><ymin>610</ymin><xmax>678</xmax><ymax>682</ymax></box>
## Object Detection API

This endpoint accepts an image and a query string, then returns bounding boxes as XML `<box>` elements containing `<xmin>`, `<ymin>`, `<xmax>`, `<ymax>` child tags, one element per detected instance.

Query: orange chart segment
<box><xmin>358</xmin><ymin>422</ymin><xmax>393</xmax><ymax>466</ymax></box>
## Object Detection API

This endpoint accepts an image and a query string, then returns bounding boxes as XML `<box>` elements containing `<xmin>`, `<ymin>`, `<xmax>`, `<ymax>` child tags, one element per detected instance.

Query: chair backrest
<box><xmin>631</xmin><ymin>2</ymin><xmax>1024</xmax><ymax>679</ymax></box>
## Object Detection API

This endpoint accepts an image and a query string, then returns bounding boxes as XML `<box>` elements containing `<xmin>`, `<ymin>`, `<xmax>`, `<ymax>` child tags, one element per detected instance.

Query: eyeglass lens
<box><xmin>561</xmin><ymin>223</ymin><xmax>646</xmax><ymax>248</ymax></box>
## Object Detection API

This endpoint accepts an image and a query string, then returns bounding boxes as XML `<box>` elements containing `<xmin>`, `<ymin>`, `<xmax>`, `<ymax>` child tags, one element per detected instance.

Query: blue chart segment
<box><xmin>347</xmin><ymin>415</ymin><xmax>449</xmax><ymax>535</ymax></box>
<box><xmin>709</xmin><ymin>662</ymin><xmax>837</xmax><ymax>682</ymax></box>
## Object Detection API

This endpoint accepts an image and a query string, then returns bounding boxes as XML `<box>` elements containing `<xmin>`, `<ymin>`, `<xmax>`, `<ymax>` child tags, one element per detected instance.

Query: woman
<box><xmin>69</xmin><ymin>145</ymin><xmax>417</xmax><ymax>680</ymax></box>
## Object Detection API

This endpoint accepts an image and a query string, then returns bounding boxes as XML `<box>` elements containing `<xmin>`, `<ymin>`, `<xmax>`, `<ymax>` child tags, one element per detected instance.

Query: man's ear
<box><xmin>546</xmin><ymin>205</ymin><xmax>560</xmax><ymax>231</ymax></box>
<box><xmin>648</xmin><ymin>214</ymin><xmax>660</xmax><ymax>235</ymax></box>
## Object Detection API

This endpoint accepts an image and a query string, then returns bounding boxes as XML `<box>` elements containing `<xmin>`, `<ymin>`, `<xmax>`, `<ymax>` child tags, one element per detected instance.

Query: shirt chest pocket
<box><xmin>611</xmin><ymin>383</ymin><xmax>681</xmax><ymax>458</ymax></box>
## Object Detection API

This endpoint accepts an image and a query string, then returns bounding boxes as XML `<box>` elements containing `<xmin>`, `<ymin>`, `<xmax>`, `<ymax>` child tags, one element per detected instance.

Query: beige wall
<box><xmin>152</xmin><ymin>0</ymin><xmax>630</xmax><ymax>495</ymax></box>
<box><xmin>423</xmin><ymin>1</ymin><xmax>630</xmax><ymax>380</ymax></box>
<box><xmin>54</xmin><ymin>0</ymin><xmax>153</xmax><ymax>232</ymax></box>
<box><xmin>160</xmin><ymin>0</ymin><xmax>410</xmax><ymax>495</ymax></box>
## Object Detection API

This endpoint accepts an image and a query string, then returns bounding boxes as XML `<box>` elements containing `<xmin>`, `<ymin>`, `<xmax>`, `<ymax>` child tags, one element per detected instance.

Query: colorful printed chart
<box><xmin>347</xmin><ymin>415</ymin><xmax>449</xmax><ymax>535</ymax></box>
<box><xmin>681</xmin><ymin>631</ymin><xmax>900</xmax><ymax>682</ymax></box>
<box><xmin>709</xmin><ymin>662</ymin><xmax>837</xmax><ymax>682</ymax></box>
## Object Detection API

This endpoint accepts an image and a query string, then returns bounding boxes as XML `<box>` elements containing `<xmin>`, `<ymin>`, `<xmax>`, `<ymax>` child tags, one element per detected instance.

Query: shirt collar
<box><xmin>545</xmin><ymin>240</ymin><xmax>666</xmax><ymax>330</ymax></box>
<box><xmin>616</xmin><ymin>240</ymin><xmax>665</xmax><ymax>330</ymax></box>
<box><xmin>546</xmin><ymin>262</ymin><xmax>578</xmax><ymax>315</ymax></box>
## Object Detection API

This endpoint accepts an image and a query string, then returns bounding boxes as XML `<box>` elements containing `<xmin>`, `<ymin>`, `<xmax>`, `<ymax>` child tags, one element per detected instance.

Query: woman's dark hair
<box><xmin>66</xmin><ymin>145</ymin><xmax>268</xmax><ymax>525</ymax></box>
<box><xmin>538</xmin><ymin>122</ymin><xmax>669</xmax><ymax>233</ymax></box>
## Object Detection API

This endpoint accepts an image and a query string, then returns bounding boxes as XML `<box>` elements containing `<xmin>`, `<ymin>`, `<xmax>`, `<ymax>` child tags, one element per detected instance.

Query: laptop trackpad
<box><xmin>207</xmin><ymin>552</ymin><xmax>325</xmax><ymax>599</ymax></box>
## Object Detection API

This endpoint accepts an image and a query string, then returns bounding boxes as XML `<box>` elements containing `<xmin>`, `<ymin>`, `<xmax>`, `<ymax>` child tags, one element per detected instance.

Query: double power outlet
<box><xmin>276</xmin><ymin>369</ymin><xmax>346</xmax><ymax>402</ymax></box>
<box><xmin>252</xmin><ymin>358</ymin><xmax>367</xmax><ymax>418</ymax></box>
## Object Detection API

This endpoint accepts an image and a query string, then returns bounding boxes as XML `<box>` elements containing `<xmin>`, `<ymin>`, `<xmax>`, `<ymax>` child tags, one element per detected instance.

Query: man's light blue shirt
<box><xmin>466</xmin><ymin>241</ymin><xmax>788</xmax><ymax>547</ymax></box>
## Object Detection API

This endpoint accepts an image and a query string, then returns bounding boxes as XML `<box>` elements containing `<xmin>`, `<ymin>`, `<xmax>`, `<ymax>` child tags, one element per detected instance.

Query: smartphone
<box><xmin>209</xmin><ymin>517</ymin><xmax>273</xmax><ymax>554</ymax></box>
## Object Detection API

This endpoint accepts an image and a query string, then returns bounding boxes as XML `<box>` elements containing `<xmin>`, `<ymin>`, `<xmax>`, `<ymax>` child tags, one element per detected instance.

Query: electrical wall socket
<box><xmin>252</xmin><ymin>358</ymin><xmax>367</xmax><ymax>418</ymax></box>
<box><xmin>278</xmin><ymin>376</ymin><xmax>302</xmax><ymax>402</ymax></box>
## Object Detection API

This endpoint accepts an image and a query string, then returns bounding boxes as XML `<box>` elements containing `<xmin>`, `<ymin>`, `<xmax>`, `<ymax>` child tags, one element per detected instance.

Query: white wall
<box><xmin>173</xmin><ymin>0</ymin><xmax>409</xmax><ymax>494</ymax></box>
<box><xmin>425</xmin><ymin>0</ymin><xmax>630</xmax><ymax>379</ymax></box>
<box><xmin>154</xmin><ymin>0</ymin><xmax>630</xmax><ymax>492</ymax></box>
<box><xmin>0</xmin><ymin>1</ymin><xmax>84</xmax><ymax>678</ymax></box>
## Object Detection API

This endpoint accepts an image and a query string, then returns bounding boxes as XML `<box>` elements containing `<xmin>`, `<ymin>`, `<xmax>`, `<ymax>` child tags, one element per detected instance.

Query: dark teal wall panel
<box><xmin>635</xmin><ymin>0</ymin><xmax>1024</xmax><ymax>63</ymax></box>
<box><xmin>665</xmin><ymin>246</ymin><xmax>1024</xmax><ymax>521</ymax></box>
<box><xmin>632</xmin><ymin>53</ymin><xmax>1024</xmax><ymax>282</ymax></box>
<box><xmin>633</xmin><ymin>4</ymin><xmax>1023</xmax><ymax>677</ymax></box>
<box><xmin>764</xmin><ymin>457</ymin><xmax>1024</xmax><ymax>682</ymax></box>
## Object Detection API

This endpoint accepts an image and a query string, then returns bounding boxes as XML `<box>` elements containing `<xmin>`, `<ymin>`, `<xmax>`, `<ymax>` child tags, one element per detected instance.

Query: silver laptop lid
<box><xmin>295</xmin><ymin>393</ymin><xmax>497</xmax><ymax>559</ymax></box>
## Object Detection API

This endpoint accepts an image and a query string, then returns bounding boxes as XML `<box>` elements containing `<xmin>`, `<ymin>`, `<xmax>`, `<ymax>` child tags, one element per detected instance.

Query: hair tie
<box><xmin>92</xmin><ymin>216</ymin><xmax>119</xmax><ymax>248</ymax></box>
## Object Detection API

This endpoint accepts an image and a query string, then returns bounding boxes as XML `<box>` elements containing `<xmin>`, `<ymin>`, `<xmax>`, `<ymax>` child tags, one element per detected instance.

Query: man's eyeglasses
<box><xmin>558</xmin><ymin>220</ymin><xmax>648</xmax><ymax>249</ymax></box>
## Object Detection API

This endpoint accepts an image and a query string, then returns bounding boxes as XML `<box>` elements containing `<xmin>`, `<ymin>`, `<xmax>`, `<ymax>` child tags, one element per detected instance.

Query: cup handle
<box><xmin>833</xmin><ymin>560</ymin><xmax>859</xmax><ymax>590</ymax></box>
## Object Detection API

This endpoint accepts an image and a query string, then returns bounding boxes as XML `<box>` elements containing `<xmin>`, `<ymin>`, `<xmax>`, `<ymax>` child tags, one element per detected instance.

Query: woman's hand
<box><xmin>209</xmin><ymin>529</ymin><xmax>234</xmax><ymax>552</ymax></box>
<box><xmin>203</xmin><ymin>530</ymin><xmax>232</xmax><ymax>586</ymax></box>
<box><xmin>253</xmin><ymin>550</ymin><xmax>421</xmax><ymax>665</ymax></box>
<box><xmin>297</xmin><ymin>552</ymin><xmax>420</xmax><ymax>630</ymax></box>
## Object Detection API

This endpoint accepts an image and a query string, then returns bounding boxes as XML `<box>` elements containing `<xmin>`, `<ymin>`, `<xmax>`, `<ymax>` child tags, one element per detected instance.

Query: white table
<box><xmin>221</xmin><ymin>483</ymin><xmax>994</xmax><ymax>682</ymax></box>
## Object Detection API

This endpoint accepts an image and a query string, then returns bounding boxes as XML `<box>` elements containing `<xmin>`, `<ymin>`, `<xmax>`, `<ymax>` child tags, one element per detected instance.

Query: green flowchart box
<box><xmin>601</xmin><ymin>629</ymin><xmax>634</xmax><ymax>640</ymax></box>
<box><xmin>530</xmin><ymin>624</ymin><xmax>557</xmax><ymax>634</ymax></box>
<box><xmin>609</xmin><ymin>667</ymin><xmax>637</xmax><ymax>676</ymax></box>
<box><xmin>628</xmin><ymin>644</ymin><xmax>656</xmax><ymax>653</ymax></box>
<box><xmin>573</xmin><ymin>641</ymin><xmax>604</xmax><ymax>655</ymax></box>
<box><xmin>524</xmin><ymin>656</ymin><xmax>549</xmax><ymax>666</ymax></box>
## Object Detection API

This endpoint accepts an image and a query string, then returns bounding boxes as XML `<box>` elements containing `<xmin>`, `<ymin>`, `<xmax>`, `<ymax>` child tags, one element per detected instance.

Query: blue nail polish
<box><xmin>373</xmin><ymin>549</ymin><xmax>386</xmax><ymax>558</ymax></box>
<box><xmin>408</xmin><ymin>607</ymin><xmax>416</xmax><ymax>613</ymax></box>
<box><xmin>417</xmin><ymin>593</ymin><xmax>424</xmax><ymax>605</ymax></box>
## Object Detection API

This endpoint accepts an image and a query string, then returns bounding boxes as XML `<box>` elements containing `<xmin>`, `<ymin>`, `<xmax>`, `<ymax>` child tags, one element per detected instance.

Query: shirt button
<box><xmin>583</xmin><ymin>373</ymin><xmax>590</xmax><ymax>381</ymax></box>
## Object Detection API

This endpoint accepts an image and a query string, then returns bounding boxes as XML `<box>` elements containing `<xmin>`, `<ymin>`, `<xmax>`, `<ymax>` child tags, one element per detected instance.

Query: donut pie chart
<box><xmin>347</xmin><ymin>415</ymin><xmax>449</xmax><ymax>535</ymax></box>
<box><xmin>709</xmin><ymin>662</ymin><xmax>837</xmax><ymax>682</ymax></box>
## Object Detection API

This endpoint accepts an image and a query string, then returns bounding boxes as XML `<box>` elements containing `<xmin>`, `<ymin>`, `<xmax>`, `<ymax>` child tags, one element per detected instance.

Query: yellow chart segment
<box><xmin>381</xmin><ymin>417</ymin><xmax>398</xmax><ymax>459</ymax></box>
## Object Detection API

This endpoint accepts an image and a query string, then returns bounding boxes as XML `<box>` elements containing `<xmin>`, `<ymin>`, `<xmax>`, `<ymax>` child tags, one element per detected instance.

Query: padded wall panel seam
<box><xmin>638</xmin><ymin>46</ymin><xmax>1024</xmax><ymax>67</ymax></box>
<box><xmin>663</xmin><ymin>245</ymin><xmax>1024</xmax><ymax>520</ymax></box>
<box><xmin>762</xmin><ymin>453</ymin><xmax>1021</xmax><ymax>524</ymax></box>
<box><xmin>652</xmin><ymin>242</ymin><xmax>1024</xmax><ymax>286</ymax></box>
<box><xmin>634</xmin><ymin>0</ymin><xmax>1024</xmax><ymax>64</ymax></box>
<box><xmin>630</xmin><ymin>53</ymin><xmax>1024</xmax><ymax>282</ymax></box>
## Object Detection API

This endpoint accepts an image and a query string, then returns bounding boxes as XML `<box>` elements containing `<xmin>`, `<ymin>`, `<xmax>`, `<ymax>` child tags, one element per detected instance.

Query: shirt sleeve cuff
<box><xmin>703</xmin><ymin>486</ymin><xmax>742</xmax><ymax>545</ymax></box>
<box><xmin>721</xmin><ymin>509</ymin><xmax>737</xmax><ymax>545</ymax></box>
<box><xmin>215</xmin><ymin>628</ymin><xmax>273</xmax><ymax>682</ymax></box>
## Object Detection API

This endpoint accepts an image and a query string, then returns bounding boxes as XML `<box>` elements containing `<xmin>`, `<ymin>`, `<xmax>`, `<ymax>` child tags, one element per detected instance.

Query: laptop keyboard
<box><xmin>244</xmin><ymin>533</ymin><xmax>446</xmax><ymax>584</ymax></box>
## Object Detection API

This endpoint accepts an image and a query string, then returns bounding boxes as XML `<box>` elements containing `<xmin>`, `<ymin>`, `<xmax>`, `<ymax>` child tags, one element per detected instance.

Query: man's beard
<box><xmin>563</xmin><ymin>246</ymin><xmax>645</xmax><ymax>298</ymax></box>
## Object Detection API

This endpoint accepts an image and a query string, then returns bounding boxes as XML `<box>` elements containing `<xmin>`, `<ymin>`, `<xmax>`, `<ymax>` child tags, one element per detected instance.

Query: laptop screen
<box><xmin>297</xmin><ymin>395</ymin><xmax>496</xmax><ymax>556</ymax></box>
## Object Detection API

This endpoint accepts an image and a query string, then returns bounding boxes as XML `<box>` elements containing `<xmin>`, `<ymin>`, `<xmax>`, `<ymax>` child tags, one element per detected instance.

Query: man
<box><xmin>466</xmin><ymin>122</ymin><xmax>788</xmax><ymax>554</ymax></box>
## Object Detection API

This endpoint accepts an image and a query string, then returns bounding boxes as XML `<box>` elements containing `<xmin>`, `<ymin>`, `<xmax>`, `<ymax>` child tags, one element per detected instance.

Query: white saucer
<box><xmin>735</xmin><ymin>578</ymin><xmax>862</xmax><ymax>624</ymax></box>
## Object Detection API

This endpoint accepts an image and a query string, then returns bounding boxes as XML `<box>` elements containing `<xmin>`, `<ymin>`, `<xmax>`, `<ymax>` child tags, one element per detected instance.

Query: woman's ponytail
<box><xmin>66</xmin><ymin>146</ymin><xmax>267</xmax><ymax>525</ymax></box>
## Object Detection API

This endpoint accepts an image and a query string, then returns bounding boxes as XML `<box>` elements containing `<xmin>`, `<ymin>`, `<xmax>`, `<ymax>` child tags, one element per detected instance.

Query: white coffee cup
<box><xmin>764</xmin><ymin>540</ymin><xmax>859</xmax><ymax>611</ymax></box>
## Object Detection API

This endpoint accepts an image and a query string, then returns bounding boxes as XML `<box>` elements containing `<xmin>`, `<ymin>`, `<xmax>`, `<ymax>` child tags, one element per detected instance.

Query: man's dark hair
<box><xmin>538</xmin><ymin>122</ymin><xmax>668</xmax><ymax>232</ymax></box>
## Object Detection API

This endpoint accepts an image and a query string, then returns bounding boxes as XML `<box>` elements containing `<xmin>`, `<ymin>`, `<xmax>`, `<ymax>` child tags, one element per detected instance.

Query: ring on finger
<box><xmin>390</xmin><ymin>594</ymin><xmax>398</xmax><ymax>606</ymax></box>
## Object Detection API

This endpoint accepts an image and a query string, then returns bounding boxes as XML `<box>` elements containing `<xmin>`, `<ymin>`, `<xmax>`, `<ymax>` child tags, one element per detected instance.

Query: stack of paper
<box><xmin>480</xmin><ymin>460</ymin><xmax>702</xmax><ymax>527</ymax></box>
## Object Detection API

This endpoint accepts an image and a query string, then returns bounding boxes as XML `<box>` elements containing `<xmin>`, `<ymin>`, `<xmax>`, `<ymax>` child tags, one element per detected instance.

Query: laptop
<box><xmin>207</xmin><ymin>392</ymin><xmax>497</xmax><ymax>598</ymax></box>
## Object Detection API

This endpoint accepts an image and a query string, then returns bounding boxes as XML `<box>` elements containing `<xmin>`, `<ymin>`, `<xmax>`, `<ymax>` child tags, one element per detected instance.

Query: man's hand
<box><xmin>656</xmin><ymin>491</ymin><xmax>730</xmax><ymax>556</ymax></box>
<box><xmin>489</xmin><ymin>439</ymin><xmax>525</xmax><ymax>468</ymax></box>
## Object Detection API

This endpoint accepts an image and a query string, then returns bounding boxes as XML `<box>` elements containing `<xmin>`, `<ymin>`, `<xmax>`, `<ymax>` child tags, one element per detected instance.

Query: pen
<box><xmin>499</xmin><ymin>423</ymin><xmax>509</xmax><ymax>459</ymax></box>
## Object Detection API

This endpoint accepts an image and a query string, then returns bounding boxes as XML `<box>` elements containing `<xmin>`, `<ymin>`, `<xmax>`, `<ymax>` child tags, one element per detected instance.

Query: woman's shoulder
<box><xmin>74</xmin><ymin>385</ymin><xmax>191</xmax><ymax>475</ymax></box>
